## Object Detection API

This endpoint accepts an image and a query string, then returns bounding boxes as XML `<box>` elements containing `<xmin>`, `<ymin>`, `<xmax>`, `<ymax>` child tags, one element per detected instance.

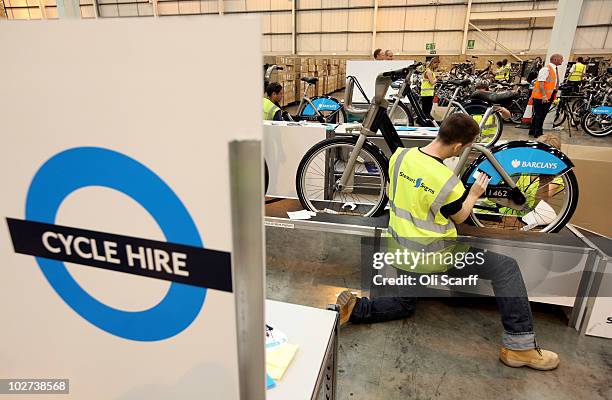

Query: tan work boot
<box><xmin>336</xmin><ymin>290</ymin><xmax>357</xmax><ymax>326</ymax></box>
<box><xmin>500</xmin><ymin>347</ymin><xmax>560</xmax><ymax>371</ymax></box>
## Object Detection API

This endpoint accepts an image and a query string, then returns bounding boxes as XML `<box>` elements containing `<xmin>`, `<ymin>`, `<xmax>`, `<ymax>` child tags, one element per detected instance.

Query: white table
<box><xmin>266</xmin><ymin>300</ymin><xmax>339</xmax><ymax>400</ymax></box>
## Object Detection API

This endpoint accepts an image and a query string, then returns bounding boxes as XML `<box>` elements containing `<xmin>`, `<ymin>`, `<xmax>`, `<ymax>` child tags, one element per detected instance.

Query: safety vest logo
<box><xmin>399</xmin><ymin>171</ymin><xmax>435</xmax><ymax>194</ymax></box>
<box><xmin>511</xmin><ymin>159</ymin><xmax>558</xmax><ymax>169</ymax></box>
<box><xmin>6</xmin><ymin>147</ymin><xmax>232</xmax><ymax>342</ymax></box>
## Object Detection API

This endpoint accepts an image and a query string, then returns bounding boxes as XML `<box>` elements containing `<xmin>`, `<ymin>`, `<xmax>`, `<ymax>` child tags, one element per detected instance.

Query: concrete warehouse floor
<box><xmin>265</xmin><ymin>228</ymin><xmax>612</xmax><ymax>400</ymax></box>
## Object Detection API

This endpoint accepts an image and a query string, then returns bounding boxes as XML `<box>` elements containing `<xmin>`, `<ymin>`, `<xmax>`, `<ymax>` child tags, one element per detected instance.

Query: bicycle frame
<box><xmin>294</xmin><ymin>83</ymin><xmax>343</xmax><ymax>122</ymax></box>
<box><xmin>335</xmin><ymin>68</ymin><xmax>518</xmax><ymax>199</ymax></box>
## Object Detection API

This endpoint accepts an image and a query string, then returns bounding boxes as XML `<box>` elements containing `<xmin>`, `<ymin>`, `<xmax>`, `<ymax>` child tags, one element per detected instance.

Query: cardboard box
<box><xmin>563</xmin><ymin>144</ymin><xmax>612</xmax><ymax>237</ymax></box>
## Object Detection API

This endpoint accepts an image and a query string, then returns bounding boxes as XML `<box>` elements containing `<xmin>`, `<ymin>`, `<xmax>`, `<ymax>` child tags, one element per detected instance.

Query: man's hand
<box><xmin>469</xmin><ymin>172</ymin><xmax>490</xmax><ymax>199</ymax></box>
<box><xmin>542</xmin><ymin>96</ymin><xmax>549</xmax><ymax>103</ymax></box>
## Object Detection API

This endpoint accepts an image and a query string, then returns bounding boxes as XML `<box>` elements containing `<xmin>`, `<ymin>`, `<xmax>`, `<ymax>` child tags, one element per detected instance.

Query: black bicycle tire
<box><xmin>296</xmin><ymin>137</ymin><xmax>390</xmax><ymax>217</ymax></box>
<box><xmin>463</xmin><ymin>169</ymin><xmax>579</xmax><ymax>233</ymax></box>
<box><xmin>463</xmin><ymin>103</ymin><xmax>503</xmax><ymax>147</ymax></box>
<box><xmin>552</xmin><ymin>106</ymin><xmax>567</xmax><ymax>127</ymax></box>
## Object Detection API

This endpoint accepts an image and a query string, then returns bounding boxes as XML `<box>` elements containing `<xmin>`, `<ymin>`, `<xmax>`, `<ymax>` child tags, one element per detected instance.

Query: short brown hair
<box><xmin>437</xmin><ymin>113</ymin><xmax>480</xmax><ymax>145</ymax></box>
<box><xmin>373</xmin><ymin>48</ymin><xmax>383</xmax><ymax>59</ymax></box>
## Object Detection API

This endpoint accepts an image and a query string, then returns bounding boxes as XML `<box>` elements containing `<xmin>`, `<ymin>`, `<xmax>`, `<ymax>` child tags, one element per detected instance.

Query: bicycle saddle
<box><xmin>448</xmin><ymin>79</ymin><xmax>471</xmax><ymax>87</ymax></box>
<box><xmin>470</xmin><ymin>91</ymin><xmax>518</xmax><ymax>104</ymax></box>
<box><xmin>301</xmin><ymin>77</ymin><xmax>319</xmax><ymax>85</ymax></box>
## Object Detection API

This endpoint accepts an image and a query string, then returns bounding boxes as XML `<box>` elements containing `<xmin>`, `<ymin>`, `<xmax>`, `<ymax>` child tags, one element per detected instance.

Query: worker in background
<box><xmin>373</xmin><ymin>48</ymin><xmax>384</xmax><ymax>60</ymax></box>
<box><xmin>263</xmin><ymin>82</ymin><xmax>283</xmax><ymax>121</ymax></box>
<box><xmin>420</xmin><ymin>56</ymin><xmax>439</xmax><ymax>119</ymax></box>
<box><xmin>472</xmin><ymin>81</ymin><xmax>511</xmax><ymax>139</ymax></box>
<box><xmin>567</xmin><ymin>56</ymin><xmax>586</xmax><ymax>92</ymax></box>
<box><xmin>494</xmin><ymin>61</ymin><xmax>506</xmax><ymax>82</ymax></box>
<box><xmin>336</xmin><ymin>113</ymin><xmax>560</xmax><ymax>371</ymax></box>
<box><xmin>502</xmin><ymin>58</ymin><xmax>511</xmax><ymax>81</ymax></box>
<box><xmin>529</xmin><ymin>53</ymin><xmax>563</xmax><ymax>138</ymax></box>
<box><xmin>385</xmin><ymin>50</ymin><xmax>394</xmax><ymax>60</ymax></box>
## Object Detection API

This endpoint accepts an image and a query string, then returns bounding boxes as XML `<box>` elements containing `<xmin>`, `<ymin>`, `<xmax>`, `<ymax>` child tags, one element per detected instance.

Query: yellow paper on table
<box><xmin>266</xmin><ymin>342</ymin><xmax>299</xmax><ymax>380</ymax></box>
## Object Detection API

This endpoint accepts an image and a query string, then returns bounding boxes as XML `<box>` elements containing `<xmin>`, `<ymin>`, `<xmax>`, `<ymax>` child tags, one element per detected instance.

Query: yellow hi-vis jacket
<box><xmin>420</xmin><ymin>69</ymin><xmax>436</xmax><ymax>97</ymax></box>
<box><xmin>263</xmin><ymin>97</ymin><xmax>281</xmax><ymax>120</ymax></box>
<box><xmin>385</xmin><ymin>147</ymin><xmax>467</xmax><ymax>273</ymax></box>
<box><xmin>568</xmin><ymin>62</ymin><xmax>585</xmax><ymax>82</ymax></box>
<box><xmin>495</xmin><ymin>67</ymin><xmax>506</xmax><ymax>81</ymax></box>
<box><xmin>472</xmin><ymin>113</ymin><xmax>497</xmax><ymax>138</ymax></box>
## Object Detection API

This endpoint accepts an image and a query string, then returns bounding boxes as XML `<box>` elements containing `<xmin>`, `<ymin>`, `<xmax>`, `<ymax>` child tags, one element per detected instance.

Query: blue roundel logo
<box><xmin>25</xmin><ymin>147</ymin><xmax>206</xmax><ymax>341</ymax></box>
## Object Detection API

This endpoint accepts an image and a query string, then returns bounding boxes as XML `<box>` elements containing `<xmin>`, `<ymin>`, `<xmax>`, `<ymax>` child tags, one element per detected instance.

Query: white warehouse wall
<box><xmin>1</xmin><ymin>0</ymin><xmax>611</xmax><ymax>56</ymax></box>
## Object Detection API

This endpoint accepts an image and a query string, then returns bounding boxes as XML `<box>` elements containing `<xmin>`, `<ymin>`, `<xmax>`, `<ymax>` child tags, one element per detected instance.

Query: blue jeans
<box><xmin>350</xmin><ymin>248</ymin><xmax>536</xmax><ymax>350</ymax></box>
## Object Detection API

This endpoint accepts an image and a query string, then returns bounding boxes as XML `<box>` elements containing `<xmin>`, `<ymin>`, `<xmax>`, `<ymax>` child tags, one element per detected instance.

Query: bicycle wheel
<box><xmin>570</xmin><ymin>98</ymin><xmax>588</xmax><ymax>125</ymax></box>
<box><xmin>552</xmin><ymin>106</ymin><xmax>566</xmax><ymax>127</ymax></box>
<box><xmin>464</xmin><ymin>170</ymin><xmax>578</xmax><ymax>233</ymax></box>
<box><xmin>508</xmin><ymin>100</ymin><xmax>525</xmax><ymax>124</ymax></box>
<box><xmin>296</xmin><ymin>137</ymin><xmax>389</xmax><ymax>217</ymax></box>
<box><xmin>581</xmin><ymin>112</ymin><xmax>612</xmax><ymax>137</ymax></box>
<box><xmin>463</xmin><ymin>103</ymin><xmax>503</xmax><ymax>147</ymax></box>
<box><xmin>388</xmin><ymin>101</ymin><xmax>414</xmax><ymax>126</ymax></box>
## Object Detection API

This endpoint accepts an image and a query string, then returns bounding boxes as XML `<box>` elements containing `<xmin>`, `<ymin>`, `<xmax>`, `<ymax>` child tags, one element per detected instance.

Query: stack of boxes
<box><xmin>264</xmin><ymin>55</ymin><xmax>347</xmax><ymax>107</ymax></box>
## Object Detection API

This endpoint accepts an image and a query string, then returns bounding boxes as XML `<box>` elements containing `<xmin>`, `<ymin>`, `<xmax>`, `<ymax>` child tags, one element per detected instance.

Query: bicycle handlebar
<box><xmin>381</xmin><ymin>63</ymin><xmax>422</xmax><ymax>81</ymax></box>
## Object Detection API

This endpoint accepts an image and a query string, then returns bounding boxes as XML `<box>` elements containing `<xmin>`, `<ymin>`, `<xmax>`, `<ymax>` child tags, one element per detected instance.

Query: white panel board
<box><xmin>346</xmin><ymin>59</ymin><xmax>414</xmax><ymax>103</ymax></box>
<box><xmin>263</xmin><ymin>122</ymin><xmax>327</xmax><ymax>198</ymax></box>
<box><xmin>0</xmin><ymin>17</ymin><xmax>263</xmax><ymax>400</ymax></box>
<box><xmin>585</xmin><ymin>257</ymin><xmax>612</xmax><ymax>339</ymax></box>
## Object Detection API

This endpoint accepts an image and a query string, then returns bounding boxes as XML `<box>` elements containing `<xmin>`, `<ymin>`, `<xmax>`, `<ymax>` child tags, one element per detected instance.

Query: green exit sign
<box><xmin>425</xmin><ymin>42</ymin><xmax>436</xmax><ymax>51</ymax></box>
<box><xmin>467</xmin><ymin>39</ymin><xmax>475</xmax><ymax>50</ymax></box>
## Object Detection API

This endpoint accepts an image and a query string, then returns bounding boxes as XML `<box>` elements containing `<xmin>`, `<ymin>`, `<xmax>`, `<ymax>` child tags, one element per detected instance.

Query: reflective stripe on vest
<box><xmin>263</xmin><ymin>97</ymin><xmax>280</xmax><ymax>120</ymax></box>
<box><xmin>387</xmin><ymin>148</ymin><xmax>463</xmax><ymax>240</ymax></box>
<box><xmin>568</xmin><ymin>63</ymin><xmax>585</xmax><ymax>82</ymax></box>
<box><xmin>533</xmin><ymin>65</ymin><xmax>557</xmax><ymax>100</ymax></box>
<box><xmin>420</xmin><ymin>70</ymin><xmax>436</xmax><ymax>97</ymax></box>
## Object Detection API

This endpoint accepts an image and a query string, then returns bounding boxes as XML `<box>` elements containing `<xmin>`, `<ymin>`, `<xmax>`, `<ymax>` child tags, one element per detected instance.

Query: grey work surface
<box><xmin>266</xmin><ymin>300</ymin><xmax>336</xmax><ymax>400</ymax></box>
<box><xmin>266</xmin><ymin>226</ymin><xmax>612</xmax><ymax>400</ymax></box>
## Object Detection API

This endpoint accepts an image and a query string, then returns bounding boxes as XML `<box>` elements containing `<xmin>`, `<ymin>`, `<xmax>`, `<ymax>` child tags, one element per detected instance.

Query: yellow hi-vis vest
<box><xmin>472</xmin><ymin>113</ymin><xmax>497</xmax><ymax>138</ymax></box>
<box><xmin>495</xmin><ymin>67</ymin><xmax>506</xmax><ymax>81</ymax></box>
<box><xmin>263</xmin><ymin>97</ymin><xmax>281</xmax><ymax>120</ymax></box>
<box><xmin>568</xmin><ymin>62</ymin><xmax>585</xmax><ymax>82</ymax></box>
<box><xmin>420</xmin><ymin>69</ymin><xmax>436</xmax><ymax>97</ymax></box>
<box><xmin>503</xmin><ymin>64</ymin><xmax>511</xmax><ymax>80</ymax></box>
<box><xmin>385</xmin><ymin>147</ymin><xmax>467</xmax><ymax>273</ymax></box>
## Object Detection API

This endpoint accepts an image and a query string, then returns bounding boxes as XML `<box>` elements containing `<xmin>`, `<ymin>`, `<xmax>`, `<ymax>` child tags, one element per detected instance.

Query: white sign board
<box><xmin>586</xmin><ymin>257</ymin><xmax>612</xmax><ymax>339</ymax></box>
<box><xmin>0</xmin><ymin>18</ymin><xmax>262</xmax><ymax>399</ymax></box>
<box><xmin>263</xmin><ymin>122</ymin><xmax>327</xmax><ymax>199</ymax></box>
<box><xmin>346</xmin><ymin>60</ymin><xmax>415</xmax><ymax>103</ymax></box>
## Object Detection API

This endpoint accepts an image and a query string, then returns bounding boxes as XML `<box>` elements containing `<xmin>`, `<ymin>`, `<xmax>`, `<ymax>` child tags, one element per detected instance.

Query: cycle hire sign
<box><xmin>0</xmin><ymin>19</ymin><xmax>262</xmax><ymax>400</ymax></box>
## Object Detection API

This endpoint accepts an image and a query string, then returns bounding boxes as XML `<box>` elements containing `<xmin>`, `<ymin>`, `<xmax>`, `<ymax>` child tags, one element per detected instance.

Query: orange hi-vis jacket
<box><xmin>533</xmin><ymin>65</ymin><xmax>557</xmax><ymax>100</ymax></box>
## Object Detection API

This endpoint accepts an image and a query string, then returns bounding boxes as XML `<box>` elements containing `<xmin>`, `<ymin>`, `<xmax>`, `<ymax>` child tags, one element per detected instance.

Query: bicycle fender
<box><xmin>301</xmin><ymin>96</ymin><xmax>342</xmax><ymax>116</ymax></box>
<box><xmin>463</xmin><ymin>141</ymin><xmax>574</xmax><ymax>185</ymax></box>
